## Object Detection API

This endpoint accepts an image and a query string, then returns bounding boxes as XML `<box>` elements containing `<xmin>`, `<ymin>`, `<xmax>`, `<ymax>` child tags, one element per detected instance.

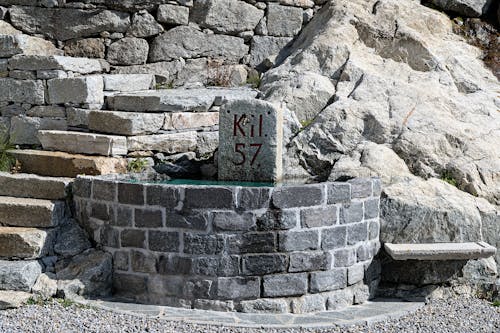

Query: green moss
<box><xmin>246</xmin><ymin>74</ymin><xmax>261</xmax><ymax>89</ymax></box>
<box><xmin>493</xmin><ymin>300</ymin><xmax>500</xmax><ymax>307</ymax></box>
<box><xmin>127</xmin><ymin>158</ymin><xmax>149</xmax><ymax>173</ymax></box>
<box><xmin>155</xmin><ymin>81</ymin><xmax>174</xmax><ymax>89</ymax></box>
<box><xmin>441</xmin><ymin>171</ymin><xmax>458</xmax><ymax>187</ymax></box>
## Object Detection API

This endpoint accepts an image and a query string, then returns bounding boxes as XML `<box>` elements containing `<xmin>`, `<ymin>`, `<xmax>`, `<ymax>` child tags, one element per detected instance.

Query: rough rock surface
<box><xmin>260</xmin><ymin>0</ymin><xmax>500</xmax><ymax>270</ymax></box>
<box><xmin>427</xmin><ymin>0</ymin><xmax>494</xmax><ymax>17</ymax></box>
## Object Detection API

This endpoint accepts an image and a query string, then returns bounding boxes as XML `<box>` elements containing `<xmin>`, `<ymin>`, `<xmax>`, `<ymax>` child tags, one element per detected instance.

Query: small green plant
<box><xmin>493</xmin><ymin>300</ymin><xmax>500</xmax><ymax>307</ymax></box>
<box><xmin>246</xmin><ymin>74</ymin><xmax>261</xmax><ymax>89</ymax></box>
<box><xmin>441</xmin><ymin>170</ymin><xmax>457</xmax><ymax>187</ymax></box>
<box><xmin>155</xmin><ymin>80</ymin><xmax>175</xmax><ymax>89</ymax></box>
<box><xmin>56</xmin><ymin>298</ymin><xmax>76</xmax><ymax>308</ymax></box>
<box><xmin>127</xmin><ymin>158</ymin><xmax>148</xmax><ymax>173</ymax></box>
<box><xmin>0</xmin><ymin>125</ymin><xmax>16</xmax><ymax>172</ymax></box>
<box><xmin>300</xmin><ymin>119</ymin><xmax>314</xmax><ymax>128</ymax></box>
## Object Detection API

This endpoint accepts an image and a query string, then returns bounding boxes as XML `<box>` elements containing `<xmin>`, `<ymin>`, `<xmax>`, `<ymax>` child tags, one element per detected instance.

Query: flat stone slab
<box><xmin>0</xmin><ymin>196</ymin><xmax>65</xmax><ymax>228</ymax></box>
<box><xmin>11</xmin><ymin>149</ymin><xmax>127</xmax><ymax>178</ymax></box>
<box><xmin>38</xmin><ymin>130</ymin><xmax>127</xmax><ymax>156</ymax></box>
<box><xmin>0</xmin><ymin>172</ymin><xmax>72</xmax><ymax>200</ymax></box>
<box><xmin>78</xmin><ymin>298</ymin><xmax>424</xmax><ymax>328</ymax></box>
<box><xmin>0</xmin><ymin>227</ymin><xmax>52</xmax><ymax>259</ymax></box>
<box><xmin>0</xmin><ymin>260</ymin><xmax>42</xmax><ymax>292</ymax></box>
<box><xmin>8</xmin><ymin>55</ymin><xmax>105</xmax><ymax>74</ymax></box>
<box><xmin>88</xmin><ymin>110</ymin><xmax>164</xmax><ymax>136</ymax></box>
<box><xmin>384</xmin><ymin>242</ymin><xmax>497</xmax><ymax>261</ymax></box>
<box><xmin>0</xmin><ymin>290</ymin><xmax>31</xmax><ymax>310</ymax></box>
<box><xmin>107</xmin><ymin>87</ymin><xmax>259</xmax><ymax>112</ymax></box>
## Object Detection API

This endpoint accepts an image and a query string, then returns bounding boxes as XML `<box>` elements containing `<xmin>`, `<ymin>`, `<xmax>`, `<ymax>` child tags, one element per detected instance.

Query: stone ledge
<box><xmin>384</xmin><ymin>242</ymin><xmax>497</xmax><ymax>261</ymax></box>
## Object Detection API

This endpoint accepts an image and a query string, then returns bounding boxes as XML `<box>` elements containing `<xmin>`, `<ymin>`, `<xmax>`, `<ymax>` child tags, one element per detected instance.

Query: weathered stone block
<box><xmin>309</xmin><ymin>269</ymin><xmax>347</xmax><ymax>293</ymax></box>
<box><xmin>183</xmin><ymin>233</ymin><xmax>224</xmax><ymax>255</ymax></box>
<box><xmin>364</xmin><ymin>198</ymin><xmax>380</xmax><ymax>219</ymax></box>
<box><xmin>0</xmin><ymin>171</ymin><xmax>71</xmax><ymax>200</ymax></box>
<box><xmin>255</xmin><ymin>209</ymin><xmax>298</xmax><ymax>231</ymax></box>
<box><xmin>127</xmin><ymin>10</ymin><xmax>164</xmax><ymax>38</ymax></box>
<box><xmin>0</xmin><ymin>227</ymin><xmax>51</xmax><ymax>260</ymax></box>
<box><xmin>148</xmin><ymin>231</ymin><xmax>180</xmax><ymax>252</ymax></box>
<box><xmin>300</xmin><ymin>206</ymin><xmax>337</xmax><ymax>228</ymax></box>
<box><xmin>348</xmin><ymin>178</ymin><xmax>373</xmax><ymax>199</ymax></box>
<box><xmin>213</xmin><ymin>211</ymin><xmax>255</xmax><ymax>232</ymax></box>
<box><xmin>113</xmin><ymin>206</ymin><xmax>133</xmax><ymax>227</ymax></box>
<box><xmin>219</xmin><ymin>99</ymin><xmax>283</xmax><ymax>183</ymax></box>
<box><xmin>369</xmin><ymin>221</ymin><xmax>379</xmax><ymax>240</ymax></box>
<box><xmin>325</xmin><ymin>288</ymin><xmax>354</xmax><ymax>310</ymax></box>
<box><xmin>66</xmin><ymin>107</ymin><xmax>90</xmax><ymax>128</ymax></box>
<box><xmin>157</xmin><ymin>4</ymin><xmax>189</xmax><ymax>26</ymax></box>
<box><xmin>279</xmin><ymin>230</ymin><xmax>319</xmax><ymax>252</ymax></box>
<box><xmin>321</xmin><ymin>226</ymin><xmax>347</xmax><ymax>250</ymax></box>
<box><xmin>88</xmin><ymin>110</ymin><xmax>164</xmax><ymax>136</ymax></box>
<box><xmin>237</xmin><ymin>187</ymin><xmax>272</xmax><ymax>210</ymax></box>
<box><xmin>117</xmin><ymin>183</ymin><xmax>144</xmax><ymax>205</ymax></box>
<box><xmin>263</xmin><ymin>273</ymin><xmax>307</xmax><ymax>297</ymax></box>
<box><xmin>120</xmin><ymin>229</ymin><xmax>146</xmax><ymax>248</ymax></box>
<box><xmin>64</xmin><ymin>38</ymin><xmax>105</xmax><ymax>58</ymax></box>
<box><xmin>267</xmin><ymin>4</ymin><xmax>303</xmax><ymax>37</ymax></box>
<box><xmin>347</xmin><ymin>263</ymin><xmax>365</xmax><ymax>285</ymax></box>
<box><xmin>9</xmin><ymin>55</ymin><xmax>104</xmax><ymax>74</ymax></box>
<box><xmin>100</xmin><ymin>226</ymin><xmax>120</xmax><ymax>248</ymax></box>
<box><xmin>0</xmin><ymin>78</ymin><xmax>44</xmax><ymax>104</ymax></box>
<box><xmin>158</xmin><ymin>255</ymin><xmax>193</xmax><ymax>275</ymax></box>
<box><xmin>107</xmin><ymin>37</ymin><xmax>149</xmax><ymax>66</ymax></box>
<box><xmin>47</xmin><ymin>76</ymin><xmax>104</xmax><ymax>106</ymax></box>
<box><xmin>184</xmin><ymin>187</ymin><xmax>235</xmax><ymax>209</ymax></box>
<box><xmin>103</xmin><ymin>74</ymin><xmax>154</xmax><ymax>92</ymax></box>
<box><xmin>272</xmin><ymin>185</ymin><xmax>324</xmax><ymax>208</ymax></box>
<box><xmin>290</xmin><ymin>294</ymin><xmax>326</xmax><ymax>314</ymax></box>
<box><xmin>166</xmin><ymin>112</ymin><xmax>219</xmax><ymax>130</ymax></box>
<box><xmin>240</xmin><ymin>298</ymin><xmax>289</xmax><ymax>313</ymax></box>
<box><xmin>10</xmin><ymin>116</ymin><xmax>67</xmax><ymax>145</ymax></box>
<box><xmin>166</xmin><ymin>211</ymin><xmax>210</xmax><ymax>231</ymax></box>
<box><xmin>327</xmin><ymin>183</ymin><xmax>351</xmax><ymax>204</ymax></box>
<box><xmin>334</xmin><ymin>248</ymin><xmax>356</xmax><ymax>267</ymax></box>
<box><xmin>216</xmin><ymin>276</ymin><xmax>260</xmax><ymax>300</ymax></box>
<box><xmin>289</xmin><ymin>251</ymin><xmax>330</xmax><ymax>272</ymax></box>
<box><xmin>130</xmin><ymin>250</ymin><xmax>157</xmax><ymax>273</ymax></box>
<box><xmin>0</xmin><ymin>196</ymin><xmax>66</xmax><ymax>228</ymax></box>
<box><xmin>113</xmin><ymin>251</ymin><xmax>129</xmax><ymax>271</ymax></box>
<box><xmin>127</xmin><ymin>132</ymin><xmax>198</xmax><ymax>154</ymax></box>
<box><xmin>145</xmin><ymin>185</ymin><xmax>181</xmax><ymax>208</ymax></box>
<box><xmin>0</xmin><ymin>260</ymin><xmax>42</xmax><ymax>292</ymax></box>
<box><xmin>339</xmin><ymin>202</ymin><xmax>364</xmax><ymax>224</ymax></box>
<box><xmin>228</xmin><ymin>232</ymin><xmax>276</xmax><ymax>254</ymax></box>
<box><xmin>250</xmin><ymin>36</ymin><xmax>292</xmax><ymax>67</ymax></box>
<box><xmin>135</xmin><ymin>208</ymin><xmax>163</xmax><ymax>228</ymax></box>
<box><xmin>242</xmin><ymin>254</ymin><xmax>288</xmax><ymax>275</ymax></box>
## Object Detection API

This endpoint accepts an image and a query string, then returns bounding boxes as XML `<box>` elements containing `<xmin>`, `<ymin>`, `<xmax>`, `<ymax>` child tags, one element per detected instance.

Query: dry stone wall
<box><xmin>73</xmin><ymin>175</ymin><xmax>381</xmax><ymax>313</ymax></box>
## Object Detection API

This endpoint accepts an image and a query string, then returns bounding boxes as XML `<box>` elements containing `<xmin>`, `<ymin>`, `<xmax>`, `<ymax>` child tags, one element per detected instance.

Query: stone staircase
<box><xmin>0</xmin><ymin>172</ymin><xmax>72</xmax><ymax>309</ymax></box>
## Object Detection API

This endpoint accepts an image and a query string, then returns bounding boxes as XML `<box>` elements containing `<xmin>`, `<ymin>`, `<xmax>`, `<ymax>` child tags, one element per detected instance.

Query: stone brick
<box><xmin>216</xmin><ymin>277</ymin><xmax>260</xmax><ymax>300</ymax></box>
<box><xmin>0</xmin><ymin>78</ymin><xmax>45</xmax><ymax>104</ymax></box>
<box><xmin>372</xmin><ymin>178</ymin><xmax>382</xmax><ymax>196</ymax></box>
<box><xmin>10</xmin><ymin>116</ymin><xmax>67</xmax><ymax>145</ymax></box>
<box><xmin>240</xmin><ymin>299</ymin><xmax>289</xmax><ymax>313</ymax></box>
<box><xmin>148</xmin><ymin>231</ymin><xmax>180</xmax><ymax>252</ymax></box>
<box><xmin>272</xmin><ymin>185</ymin><xmax>324</xmax><ymax>208</ymax></box>
<box><xmin>165</xmin><ymin>211</ymin><xmax>209</xmax><ymax>231</ymax></box>
<box><xmin>228</xmin><ymin>232</ymin><xmax>276</xmax><ymax>254</ymax></box>
<box><xmin>91</xmin><ymin>202</ymin><xmax>110</xmax><ymax>221</ymax></box>
<box><xmin>184</xmin><ymin>187</ymin><xmax>235</xmax><ymax>209</ymax></box>
<box><xmin>166</xmin><ymin>112</ymin><xmax>219</xmax><ymax>130</ymax></box>
<box><xmin>369</xmin><ymin>221</ymin><xmax>379</xmax><ymax>240</ymax></box>
<box><xmin>348</xmin><ymin>263</ymin><xmax>365</xmax><ymax>285</ymax></box>
<box><xmin>47</xmin><ymin>76</ymin><xmax>104</xmax><ymax>106</ymax></box>
<box><xmin>185</xmin><ymin>279</ymin><xmax>214</xmax><ymax>299</ymax></box>
<box><xmin>339</xmin><ymin>202</ymin><xmax>363</xmax><ymax>224</ymax></box>
<box><xmin>364</xmin><ymin>198</ymin><xmax>379</xmax><ymax>220</ymax></box>
<box><xmin>147</xmin><ymin>274</ymin><xmax>185</xmax><ymax>297</ymax></box>
<box><xmin>184</xmin><ymin>233</ymin><xmax>224</xmax><ymax>255</ymax></box>
<box><xmin>242</xmin><ymin>254</ymin><xmax>288</xmax><ymax>275</ymax></box>
<box><xmin>347</xmin><ymin>222</ymin><xmax>368</xmax><ymax>245</ymax></box>
<box><xmin>353</xmin><ymin>283</ymin><xmax>370</xmax><ymax>304</ymax></box>
<box><xmin>321</xmin><ymin>226</ymin><xmax>347</xmax><ymax>250</ymax></box>
<box><xmin>290</xmin><ymin>294</ymin><xmax>326</xmax><ymax>314</ymax></box>
<box><xmin>255</xmin><ymin>209</ymin><xmax>298</xmax><ymax>231</ymax></box>
<box><xmin>193</xmin><ymin>299</ymin><xmax>235</xmax><ymax>312</ymax></box>
<box><xmin>237</xmin><ymin>187</ymin><xmax>272</xmax><ymax>210</ymax></box>
<box><xmin>113</xmin><ymin>273</ymin><xmax>147</xmax><ymax>296</ymax></box>
<box><xmin>325</xmin><ymin>288</ymin><xmax>354</xmax><ymax>310</ymax></box>
<box><xmin>356</xmin><ymin>243</ymin><xmax>372</xmax><ymax>262</ymax></box>
<box><xmin>117</xmin><ymin>183</ymin><xmax>144</xmax><ymax>205</ymax></box>
<box><xmin>112</xmin><ymin>206</ymin><xmax>133</xmax><ymax>227</ymax></box>
<box><xmin>135</xmin><ymin>208</ymin><xmax>163</xmax><ymax>228</ymax></box>
<box><xmin>128</xmin><ymin>131</ymin><xmax>198</xmax><ymax>154</ymax></box>
<box><xmin>113</xmin><ymin>251</ymin><xmax>129</xmax><ymax>271</ymax></box>
<box><xmin>213</xmin><ymin>211</ymin><xmax>255</xmax><ymax>232</ymax></box>
<box><xmin>218</xmin><ymin>255</ymin><xmax>240</xmax><ymax>277</ymax></box>
<box><xmin>88</xmin><ymin>110</ymin><xmax>164</xmax><ymax>136</ymax></box>
<box><xmin>72</xmin><ymin>177</ymin><xmax>91</xmax><ymax>198</ymax></box>
<box><xmin>263</xmin><ymin>273</ymin><xmax>307</xmax><ymax>297</ymax></box>
<box><xmin>334</xmin><ymin>248</ymin><xmax>356</xmax><ymax>267</ymax></box>
<box><xmin>158</xmin><ymin>255</ymin><xmax>193</xmax><ymax>275</ymax></box>
<box><xmin>8</xmin><ymin>55</ymin><xmax>104</xmax><ymax>74</ymax></box>
<box><xmin>250</xmin><ymin>36</ymin><xmax>293</xmax><ymax>68</ymax></box>
<box><xmin>348</xmin><ymin>178</ymin><xmax>373</xmax><ymax>199</ymax></box>
<box><xmin>327</xmin><ymin>183</ymin><xmax>351</xmax><ymax>204</ymax></box>
<box><xmin>92</xmin><ymin>180</ymin><xmax>116</xmax><ymax>202</ymax></box>
<box><xmin>279</xmin><ymin>230</ymin><xmax>319</xmax><ymax>252</ymax></box>
<box><xmin>104</xmin><ymin>74</ymin><xmax>154</xmax><ymax>92</ymax></box>
<box><xmin>157</xmin><ymin>4</ymin><xmax>189</xmax><ymax>25</ymax></box>
<box><xmin>27</xmin><ymin>106</ymin><xmax>65</xmax><ymax>118</ymax></box>
<box><xmin>100</xmin><ymin>225</ymin><xmax>119</xmax><ymax>248</ymax></box>
<box><xmin>145</xmin><ymin>185</ymin><xmax>182</xmax><ymax>208</ymax></box>
<box><xmin>267</xmin><ymin>4</ymin><xmax>303</xmax><ymax>37</ymax></box>
<box><xmin>289</xmin><ymin>251</ymin><xmax>330</xmax><ymax>272</ymax></box>
<box><xmin>120</xmin><ymin>229</ymin><xmax>146</xmax><ymax>248</ymax></box>
<box><xmin>309</xmin><ymin>269</ymin><xmax>347</xmax><ymax>293</ymax></box>
<box><xmin>107</xmin><ymin>37</ymin><xmax>149</xmax><ymax>66</ymax></box>
<box><xmin>66</xmin><ymin>107</ymin><xmax>90</xmax><ymax>128</ymax></box>
<box><xmin>130</xmin><ymin>250</ymin><xmax>157</xmax><ymax>273</ymax></box>
<box><xmin>300</xmin><ymin>205</ymin><xmax>337</xmax><ymax>228</ymax></box>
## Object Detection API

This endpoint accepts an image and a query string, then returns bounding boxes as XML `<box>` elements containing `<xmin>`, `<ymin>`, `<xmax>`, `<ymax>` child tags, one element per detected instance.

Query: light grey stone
<box><xmin>240</xmin><ymin>299</ymin><xmax>289</xmax><ymax>313</ymax></box>
<box><xmin>10</xmin><ymin>116</ymin><xmax>67</xmax><ymax>145</ymax></box>
<box><xmin>165</xmin><ymin>112</ymin><xmax>219</xmax><ymax>130</ymax></box>
<box><xmin>157</xmin><ymin>4</ymin><xmax>189</xmax><ymax>26</ymax></box>
<box><xmin>216</xmin><ymin>277</ymin><xmax>260</xmax><ymax>300</ymax></box>
<box><xmin>127</xmin><ymin>10</ymin><xmax>164</xmax><ymax>38</ymax></box>
<box><xmin>127</xmin><ymin>131</ymin><xmax>198</xmax><ymax>154</ymax></box>
<box><xmin>9</xmin><ymin>55</ymin><xmax>104</xmax><ymax>74</ymax></box>
<box><xmin>9</xmin><ymin>6</ymin><xmax>130</xmax><ymax>41</ymax></box>
<box><xmin>196</xmin><ymin>131</ymin><xmax>219</xmax><ymax>157</ymax></box>
<box><xmin>0</xmin><ymin>171</ymin><xmax>71</xmax><ymax>200</ymax></box>
<box><xmin>290</xmin><ymin>294</ymin><xmax>326</xmax><ymax>314</ymax></box>
<box><xmin>107</xmin><ymin>37</ymin><xmax>149</xmax><ymax>66</ymax></box>
<box><xmin>103</xmin><ymin>74</ymin><xmax>155</xmax><ymax>92</ymax></box>
<box><xmin>111</xmin><ymin>60</ymin><xmax>184</xmax><ymax>84</ymax></box>
<box><xmin>325</xmin><ymin>288</ymin><xmax>354</xmax><ymax>310</ymax></box>
<box><xmin>9</xmin><ymin>70</ymin><xmax>36</xmax><ymax>80</ymax></box>
<box><xmin>348</xmin><ymin>263</ymin><xmax>365</xmax><ymax>285</ymax></box>
<box><xmin>36</xmin><ymin>70</ymin><xmax>69</xmax><ymax>79</ymax></box>
<box><xmin>0</xmin><ymin>227</ymin><xmax>52</xmax><ymax>260</ymax></box>
<box><xmin>0</xmin><ymin>291</ymin><xmax>31</xmax><ymax>310</ymax></box>
<box><xmin>263</xmin><ymin>273</ymin><xmax>307</xmax><ymax>297</ymax></box>
<box><xmin>384</xmin><ymin>242</ymin><xmax>497</xmax><ymax>261</ymax></box>
<box><xmin>0</xmin><ymin>78</ymin><xmax>44</xmax><ymax>105</ymax></box>
<box><xmin>428</xmin><ymin>0</ymin><xmax>493</xmax><ymax>17</ymax></box>
<box><xmin>149</xmin><ymin>26</ymin><xmax>248</xmax><ymax>62</ymax></box>
<box><xmin>32</xmin><ymin>273</ymin><xmax>57</xmax><ymax>299</ymax></box>
<box><xmin>0</xmin><ymin>260</ymin><xmax>42</xmax><ymax>291</ymax></box>
<box><xmin>310</xmin><ymin>269</ymin><xmax>347</xmax><ymax>293</ymax></box>
<box><xmin>47</xmin><ymin>76</ymin><xmax>104</xmax><ymax>106</ymax></box>
<box><xmin>39</xmin><ymin>130</ymin><xmax>127</xmax><ymax>156</ymax></box>
<box><xmin>250</xmin><ymin>36</ymin><xmax>292</xmax><ymax>68</ymax></box>
<box><xmin>191</xmin><ymin>0</ymin><xmax>264</xmax><ymax>34</ymax></box>
<box><xmin>0</xmin><ymin>6</ymin><xmax>6</xmax><ymax>20</ymax></box>
<box><xmin>267</xmin><ymin>4</ymin><xmax>303</xmax><ymax>37</ymax></box>
<box><xmin>27</xmin><ymin>106</ymin><xmax>66</xmax><ymax>118</ymax></box>
<box><xmin>0</xmin><ymin>34</ymin><xmax>61</xmax><ymax>58</ymax></box>
<box><xmin>66</xmin><ymin>107</ymin><xmax>90</xmax><ymax>127</ymax></box>
<box><xmin>218</xmin><ymin>99</ymin><xmax>283</xmax><ymax>183</ymax></box>
<box><xmin>88</xmin><ymin>110</ymin><xmax>164</xmax><ymax>135</ymax></box>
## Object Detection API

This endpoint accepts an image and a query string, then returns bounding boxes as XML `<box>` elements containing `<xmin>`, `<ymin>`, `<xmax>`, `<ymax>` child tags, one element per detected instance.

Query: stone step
<box><xmin>107</xmin><ymin>87</ymin><xmax>259</xmax><ymax>112</ymax></box>
<box><xmin>8</xmin><ymin>54</ymin><xmax>105</xmax><ymax>74</ymax></box>
<box><xmin>0</xmin><ymin>227</ymin><xmax>54</xmax><ymax>260</ymax></box>
<box><xmin>0</xmin><ymin>260</ymin><xmax>42</xmax><ymax>292</ymax></box>
<box><xmin>0</xmin><ymin>196</ymin><xmax>66</xmax><ymax>228</ymax></box>
<box><xmin>10</xmin><ymin>149</ymin><xmax>127</xmax><ymax>177</ymax></box>
<box><xmin>38</xmin><ymin>130</ymin><xmax>128</xmax><ymax>156</ymax></box>
<box><xmin>384</xmin><ymin>242</ymin><xmax>497</xmax><ymax>261</ymax></box>
<box><xmin>0</xmin><ymin>172</ymin><xmax>72</xmax><ymax>200</ymax></box>
<box><xmin>103</xmin><ymin>74</ymin><xmax>155</xmax><ymax>92</ymax></box>
<box><xmin>0</xmin><ymin>290</ymin><xmax>32</xmax><ymax>310</ymax></box>
<box><xmin>88</xmin><ymin>110</ymin><xmax>164</xmax><ymax>136</ymax></box>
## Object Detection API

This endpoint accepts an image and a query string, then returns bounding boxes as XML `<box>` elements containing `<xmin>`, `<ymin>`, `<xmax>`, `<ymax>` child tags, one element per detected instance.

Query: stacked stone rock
<box><xmin>73</xmin><ymin>176</ymin><xmax>381</xmax><ymax>313</ymax></box>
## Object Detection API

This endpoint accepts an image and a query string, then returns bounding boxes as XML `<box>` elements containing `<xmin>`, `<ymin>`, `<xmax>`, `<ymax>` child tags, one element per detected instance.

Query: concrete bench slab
<box><xmin>384</xmin><ymin>242</ymin><xmax>497</xmax><ymax>261</ymax></box>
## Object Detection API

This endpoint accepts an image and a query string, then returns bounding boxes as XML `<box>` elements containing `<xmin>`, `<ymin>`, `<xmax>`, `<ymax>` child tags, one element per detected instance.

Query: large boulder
<box><xmin>261</xmin><ymin>0</ymin><xmax>500</xmax><ymax>270</ymax></box>
<box><xmin>427</xmin><ymin>0</ymin><xmax>494</xmax><ymax>17</ymax></box>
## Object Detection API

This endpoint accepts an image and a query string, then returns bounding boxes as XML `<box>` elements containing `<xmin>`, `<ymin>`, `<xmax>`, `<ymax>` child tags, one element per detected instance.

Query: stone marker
<box><xmin>218</xmin><ymin>99</ymin><xmax>283</xmax><ymax>183</ymax></box>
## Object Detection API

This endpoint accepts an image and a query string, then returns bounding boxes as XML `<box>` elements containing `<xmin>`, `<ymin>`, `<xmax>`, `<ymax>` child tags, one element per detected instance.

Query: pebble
<box><xmin>0</xmin><ymin>297</ymin><xmax>498</xmax><ymax>333</ymax></box>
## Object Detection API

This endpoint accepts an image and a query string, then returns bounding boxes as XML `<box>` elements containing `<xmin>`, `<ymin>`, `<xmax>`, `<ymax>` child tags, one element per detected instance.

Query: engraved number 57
<box><xmin>234</xmin><ymin>143</ymin><xmax>263</xmax><ymax>166</ymax></box>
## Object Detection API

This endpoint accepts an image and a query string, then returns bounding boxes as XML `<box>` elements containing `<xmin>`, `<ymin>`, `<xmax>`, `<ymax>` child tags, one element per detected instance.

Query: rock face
<box><xmin>260</xmin><ymin>0</ymin><xmax>500</xmax><ymax>270</ymax></box>
<box><xmin>428</xmin><ymin>0</ymin><xmax>494</xmax><ymax>17</ymax></box>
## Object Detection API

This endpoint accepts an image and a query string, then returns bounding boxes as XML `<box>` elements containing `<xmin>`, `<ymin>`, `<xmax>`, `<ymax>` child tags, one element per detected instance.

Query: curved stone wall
<box><xmin>73</xmin><ymin>176</ymin><xmax>381</xmax><ymax>313</ymax></box>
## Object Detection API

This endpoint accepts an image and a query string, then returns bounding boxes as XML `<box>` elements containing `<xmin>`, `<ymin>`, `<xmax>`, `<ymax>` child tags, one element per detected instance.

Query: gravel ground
<box><xmin>0</xmin><ymin>297</ymin><xmax>498</xmax><ymax>333</ymax></box>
